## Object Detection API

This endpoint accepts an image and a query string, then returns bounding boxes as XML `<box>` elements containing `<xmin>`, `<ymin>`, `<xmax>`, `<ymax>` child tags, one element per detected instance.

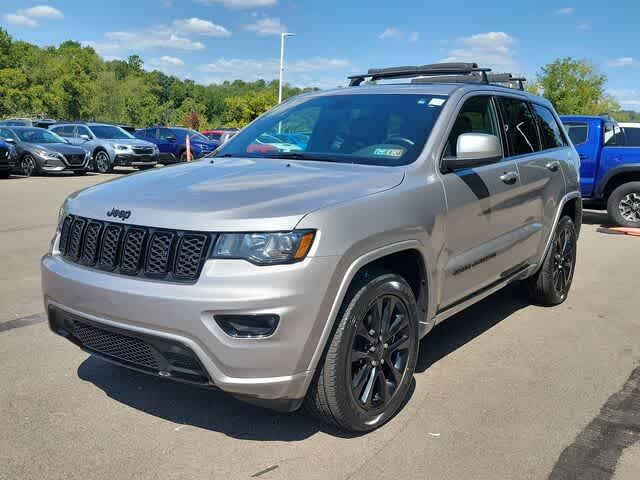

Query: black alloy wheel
<box><xmin>349</xmin><ymin>294</ymin><xmax>414</xmax><ymax>411</ymax></box>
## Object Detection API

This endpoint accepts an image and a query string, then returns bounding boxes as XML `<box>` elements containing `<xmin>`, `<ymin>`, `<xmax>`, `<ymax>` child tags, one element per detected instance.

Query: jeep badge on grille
<box><xmin>106</xmin><ymin>208</ymin><xmax>132</xmax><ymax>221</ymax></box>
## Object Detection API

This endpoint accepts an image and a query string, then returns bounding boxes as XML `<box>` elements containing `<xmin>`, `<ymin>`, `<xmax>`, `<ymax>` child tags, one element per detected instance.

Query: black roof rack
<box><xmin>348</xmin><ymin>63</ymin><xmax>491</xmax><ymax>86</ymax></box>
<box><xmin>348</xmin><ymin>62</ymin><xmax>527</xmax><ymax>91</ymax></box>
<box><xmin>411</xmin><ymin>73</ymin><xmax>526</xmax><ymax>90</ymax></box>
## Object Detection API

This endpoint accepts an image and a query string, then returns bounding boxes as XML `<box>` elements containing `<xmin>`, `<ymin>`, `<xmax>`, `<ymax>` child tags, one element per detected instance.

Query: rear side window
<box><xmin>497</xmin><ymin>97</ymin><xmax>540</xmax><ymax>156</ymax></box>
<box><xmin>623</xmin><ymin>127</ymin><xmax>640</xmax><ymax>147</ymax></box>
<box><xmin>446</xmin><ymin>96</ymin><xmax>501</xmax><ymax>157</ymax></box>
<box><xmin>53</xmin><ymin>125</ymin><xmax>75</xmax><ymax>137</ymax></box>
<box><xmin>564</xmin><ymin>123</ymin><xmax>589</xmax><ymax>145</ymax></box>
<box><xmin>532</xmin><ymin>104</ymin><xmax>566</xmax><ymax>149</ymax></box>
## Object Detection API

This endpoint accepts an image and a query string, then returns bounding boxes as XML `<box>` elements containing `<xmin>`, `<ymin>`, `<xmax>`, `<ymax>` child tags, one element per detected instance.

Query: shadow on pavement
<box><xmin>416</xmin><ymin>284</ymin><xmax>529</xmax><ymax>372</ymax></box>
<box><xmin>77</xmin><ymin>284</ymin><xmax>530</xmax><ymax>440</ymax></box>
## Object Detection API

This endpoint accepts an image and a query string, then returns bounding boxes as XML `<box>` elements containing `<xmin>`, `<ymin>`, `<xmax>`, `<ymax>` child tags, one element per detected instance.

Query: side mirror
<box><xmin>443</xmin><ymin>133</ymin><xmax>502</xmax><ymax>170</ymax></box>
<box><xmin>165</xmin><ymin>135</ymin><xmax>177</xmax><ymax>142</ymax></box>
<box><xmin>79</xmin><ymin>134</ymin><xmax>91</xmax><ymax>141</ymax></box>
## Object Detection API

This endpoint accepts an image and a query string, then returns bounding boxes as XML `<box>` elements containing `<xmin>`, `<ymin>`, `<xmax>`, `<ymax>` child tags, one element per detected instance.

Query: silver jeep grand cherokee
<box><xmin>42</xmin><ymin>63</ymin><xmax>582</xmax><ymax>432</ymax></box>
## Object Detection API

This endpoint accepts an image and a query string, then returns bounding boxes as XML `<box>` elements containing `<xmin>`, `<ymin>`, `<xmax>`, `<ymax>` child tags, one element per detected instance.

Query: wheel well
<box><xmin>602</xmin><ymin>172</ymin><xmax>640</xmax><ymax>200</ymax></box>
<box><xmin>354</xmin><ymin>249</ymin><xmax>427</xmax><ymax>314</ymax></box>
<box><xmin>93</xmin><ymin>147</ymin><xmax>107</xmax><ymax>157</ymax></box>
<box><xmin>560</xmin><ymin>197</ymin><xmax>582</xmax><ymax>234</ymax></box>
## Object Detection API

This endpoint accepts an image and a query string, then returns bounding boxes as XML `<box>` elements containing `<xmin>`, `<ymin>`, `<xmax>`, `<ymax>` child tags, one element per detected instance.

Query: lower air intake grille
<box><xmin>71</xmin><ymin>321</ymin><xmax>159</xmax><ymax>369</ymax></box>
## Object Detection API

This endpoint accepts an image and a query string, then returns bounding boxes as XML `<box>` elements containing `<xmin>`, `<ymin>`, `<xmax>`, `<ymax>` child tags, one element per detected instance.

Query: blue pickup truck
<box><xmin>134</xmin><ymin>126</ymin><xmax>219</xmax><ymax>164</ymax></box>
<box><xmin>560</xmin><ymin>115</ymin><xmax>640</xmax><ymax>227</ymax></box>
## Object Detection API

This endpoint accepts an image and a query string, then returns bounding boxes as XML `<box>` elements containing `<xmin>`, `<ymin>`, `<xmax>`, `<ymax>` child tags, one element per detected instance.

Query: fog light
<box><xmin>214</xmin><ymin>314</ymin><xmax>279</xmax><ymax>338</ymax></box>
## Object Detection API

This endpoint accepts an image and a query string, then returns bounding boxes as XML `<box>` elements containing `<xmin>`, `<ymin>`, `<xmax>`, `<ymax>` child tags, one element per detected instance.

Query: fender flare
<box><xmin>303</xmin><ymin>240</ymin><xmax>431</xmax><ymax>386</ymax></box>
<box><xmin>594</xmin><ymin>164</ymin><xmax>640</xmax><ymax>199</ymax></box>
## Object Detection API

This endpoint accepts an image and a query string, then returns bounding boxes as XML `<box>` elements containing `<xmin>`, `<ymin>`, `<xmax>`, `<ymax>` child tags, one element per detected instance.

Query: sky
<box><xmin>1</xmin><ymin>0</ymin><xmax>639</xmax><ymax>110</ymax></box>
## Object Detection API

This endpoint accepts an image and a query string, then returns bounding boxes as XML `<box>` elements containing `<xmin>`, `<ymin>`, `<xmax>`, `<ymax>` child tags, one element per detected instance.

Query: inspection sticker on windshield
<box><xmin>428</xmin><ymin>98</ymin><xmax>446</xmax><ymax>107</ymax></box>
<box><xmin>374</xmin><ymin>148</ymin><xmax>404</xmax><ymax>157</ymax></box>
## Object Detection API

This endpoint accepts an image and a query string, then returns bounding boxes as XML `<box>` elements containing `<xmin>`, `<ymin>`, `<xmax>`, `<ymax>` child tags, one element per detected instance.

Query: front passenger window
<box><xmin>446</xmin><ymin>96</ymin><xmax>500</xmax><ymax>157</ymax></box>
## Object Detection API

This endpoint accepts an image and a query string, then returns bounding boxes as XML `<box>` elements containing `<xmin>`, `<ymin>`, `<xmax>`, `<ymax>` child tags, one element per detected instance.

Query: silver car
<box><xmin>42</xmin><ymin>63</ymin><xmax>582</xmax><ymax>432</ymax></box>
<box><xmin>50</xmin><ymin>123</ymin><xmax>159</xmax><ymax>173</ymax></box>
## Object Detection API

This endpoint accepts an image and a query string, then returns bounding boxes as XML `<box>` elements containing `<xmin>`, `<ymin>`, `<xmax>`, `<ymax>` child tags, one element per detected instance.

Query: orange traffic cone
<box><xmin>186</xmin><ymin>135</ymin><xmax>192</xmax><ymax>162</ymax></box>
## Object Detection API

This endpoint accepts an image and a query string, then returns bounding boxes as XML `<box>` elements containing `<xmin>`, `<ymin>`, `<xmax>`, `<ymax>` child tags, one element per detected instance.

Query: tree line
<box><xmin>1</xmin><ymin>27</ymin><xmax>638</xmax><ymax>128</ymax></box>
<box><xmin>0</xmin><ymin>28</ymin><xmax>316</xmax><ymax>129</ymax></box>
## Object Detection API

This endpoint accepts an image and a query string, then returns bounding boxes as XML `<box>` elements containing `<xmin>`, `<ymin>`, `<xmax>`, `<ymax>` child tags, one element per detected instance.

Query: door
<box><xmin>564</xmin><ymin>120</ymin><xmax>598</xmax><ymax>197</ymax></box>
<box><xmin>158</xmin><ymin>128</ymin><xmax>178</xmax><ymax>162</ymax></box>
<box><xmin>52</xmin><ymin>125</ymin><xmax>77</xmax><ymax>144</ymax></box>
<box><xmin>440</xmin><ymin>95</ymin><xmax>522</xmax><ymax>309</ymax></box>
<box><xmin>498</xmin><ymin>98</ymin><xmax>566</xmax><ymax>263</ymax></box>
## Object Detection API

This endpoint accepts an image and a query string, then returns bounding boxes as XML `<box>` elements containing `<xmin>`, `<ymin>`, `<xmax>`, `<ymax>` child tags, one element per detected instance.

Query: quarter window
<box><xmin>564</xmin><ymin>123</ymin><xmax>589</xmax><ymax>145</ymax></box>
<box><xmin>623</xmin><ymin>127</ymin><xmax>640</xmax><ymax>147</ymax></box>
<box><xmin>498</xmin><ymin>97</ymin><xmax>540</xmax><ymax>156</ymax></box>
<box><xmin>446</xmin><ymin>96</ymin><xmax>501</xmax><ymax>157</ymax></box>
<box><xmin>532</xmin><ymin>104</ymin><xmax>566</xmax><ymax>149</ymax></box>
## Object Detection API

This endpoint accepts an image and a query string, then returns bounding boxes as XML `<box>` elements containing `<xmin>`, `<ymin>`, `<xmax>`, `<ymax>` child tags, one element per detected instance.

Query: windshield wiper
<box><xmin>270</xmin><ymin>152</ymin><xmax>338</xmax><ymax>162</ymax></box>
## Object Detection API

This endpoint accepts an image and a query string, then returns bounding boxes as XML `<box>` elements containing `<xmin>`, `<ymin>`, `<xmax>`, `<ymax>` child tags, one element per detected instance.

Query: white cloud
<box><xmin>3</xmin><ymin>13</ymin><xmax>37</xmax><ymax>28</ymax></box>
<box><xmin>609</xmin><ymin>89</ymin><xmax>640</xmax><ymax>111</ymax></box>
<box><xmin>556</xmin><ymin>7</ymin><xmax>575</xmax><ymax>15</ymax></box>
<box><xmin>196</xmin><ymin>0</ymin><xmax>277</xmax><ymax>8</ymax></box>
<box><xmin>146</xmin><ymin>56</ymin><xmax>185</xmax><ymax>74</ymax></box>
<box><xmin>3</xmin><ymin>5</ymin><xmax>63</xmax><ymax>28</ymax></box>
<box><xmin>18</xmin><ymin>5</ymin><xmax>64</xmax><ymax>19</ymax></box>
<box><xmin>577</xmin><ymin>23</ymin><xmax>591</xmax><ymax>30</ymax></box>
<box><xmin>608</xmin><ymin>57</ymin><xmax>635</xmax><ymax>67</ymax></box>
<box><xmin>172</xmin><ymin>18</ymin><xmax>231</xmax><ymax>37</ymax></box>
<box><xmin>442</xmin><ymin>32</ymin><xmax>518</xmax><ymax>72</ymax></box>
<box><xmin>199</xmin><ymin>57</ymin><xmax>351</xmax><ymax>88</ymax></box>
<box><xmin>244</xmin><ymin>17</ymin><xmax>285</xmax><ymax>36</ymax></box>
<box><xmin>408</xmin><ymin>32</ymin><xmax>419</xmax><ymax>43</ymax></box>
<box><xmin>83</xmin><ymin>25</ymin><xmax>208</xmax><ymax>56</ymax></box>
<box><xmin>379</xmin><ymin>28</ymin><xmax>402</xmax><ymax>40</ymax></box>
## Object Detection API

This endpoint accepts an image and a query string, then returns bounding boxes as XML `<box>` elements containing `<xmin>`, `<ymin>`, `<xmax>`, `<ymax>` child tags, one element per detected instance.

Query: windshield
<box><xmin>175</xmin><ymin>129</ymin><xmax>209</xmax><ymax>142</ymax></box>
<box><xmin>215</xmin><ymin>93</ymin><xmax>447</xmax><ymax>166</ymax></box>
<box><xmin>15</xmin><ymin>128</ymin><xmax>65</xmax><ymax>144</ymax></box>
<box><xmin>90</xmin><ymin>125</ymin><xmax>134</xmax><ymax>139</ymax></box>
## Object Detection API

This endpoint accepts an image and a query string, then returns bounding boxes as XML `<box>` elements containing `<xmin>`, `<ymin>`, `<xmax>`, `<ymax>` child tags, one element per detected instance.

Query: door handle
<box><xmin>500</xmin><ymin>171</ymin><xmax>519</xmax><ymax>184</ymax></box>
<box><xmin>546</xmin><ymin>161</ymin><xmax>561</xmax><ymax>172</ymax></box>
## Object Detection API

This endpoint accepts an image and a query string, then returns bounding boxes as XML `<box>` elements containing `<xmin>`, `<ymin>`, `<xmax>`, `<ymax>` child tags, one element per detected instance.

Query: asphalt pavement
<box><xmin>1</xmin><ymin>171</ymin><xmax>639</xmax><ymax>479</ymax></box>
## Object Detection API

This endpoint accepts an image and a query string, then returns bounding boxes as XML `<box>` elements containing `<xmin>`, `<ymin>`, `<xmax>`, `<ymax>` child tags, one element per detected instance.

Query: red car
<box><xmin>201</xmin><ymin>128</ymin><xmax>238</xmax><ymax>144</ymax></box>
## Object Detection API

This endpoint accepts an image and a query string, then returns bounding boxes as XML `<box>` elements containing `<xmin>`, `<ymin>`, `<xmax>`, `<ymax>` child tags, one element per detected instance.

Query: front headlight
<box><xmin>211</xmin><ymin>230</ymin><xmax>315</xmax><ymax>265</ymax></box>
<box><xmin>35</xmin><ymin>149</ymin><xmax>58</xmax><ymax>159</ymax></box>
<box><xmin>112</xmin><ymin>144</ymin><xmax>132</xmax><ymax>152</ymax></box>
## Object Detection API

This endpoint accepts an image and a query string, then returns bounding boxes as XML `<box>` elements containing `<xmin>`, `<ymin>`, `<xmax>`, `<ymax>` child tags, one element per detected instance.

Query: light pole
<box><xmin>278</xmin><ymin>32</ymin><xmax>295</xmax><ymax>104</ymax></box>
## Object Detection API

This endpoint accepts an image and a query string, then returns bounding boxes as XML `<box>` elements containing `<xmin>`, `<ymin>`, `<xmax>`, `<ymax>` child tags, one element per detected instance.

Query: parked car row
<box><xmin>0</xmin><ymin>119</ymin><xmax>224</xmax><ymax>177</ymax></box>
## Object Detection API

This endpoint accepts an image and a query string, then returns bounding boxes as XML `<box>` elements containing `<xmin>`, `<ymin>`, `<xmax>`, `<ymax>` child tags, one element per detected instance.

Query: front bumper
<box><xmin>114</xmin><ymin>153</ymin><xmax>159</xmax><ymax>167</ymax></box>
<box><xmin>42</xmin><ymin>251</ymin><xmax>340</xmax><ymax>405</ymax></box>
<box><xmin>35</xmin><ymin>153</ymin><xmax>90</xmax><ymax>172</ymax></box>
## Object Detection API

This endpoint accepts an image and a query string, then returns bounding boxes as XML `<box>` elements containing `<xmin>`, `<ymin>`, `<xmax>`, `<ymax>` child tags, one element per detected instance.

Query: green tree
<box><xmin>529</xmin><ymin>58</ymin><xmax>620</xmax><ymax>115</ymax></box>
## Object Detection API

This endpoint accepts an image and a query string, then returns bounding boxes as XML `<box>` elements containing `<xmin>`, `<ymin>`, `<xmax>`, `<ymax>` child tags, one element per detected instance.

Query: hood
<box><xmin>67</xmin><ymin>158</ymin><xmax>405</xmax><ymax>231</ymax></box>
<box><xmin>105</xmin><ymin>138</ymin><xmax>156</xmax><ymax>147</ymax></box>
<box><xmin>25</xmin><ymin>142</ymin><xmax>87</xmax><ymax>155</ymax></box>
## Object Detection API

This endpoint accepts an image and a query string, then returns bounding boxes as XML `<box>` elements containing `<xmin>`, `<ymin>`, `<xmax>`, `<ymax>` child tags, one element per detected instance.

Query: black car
<box><xmin>0</xmin><ymin>138</ymin><xmax>17</xmax><ymax>178</ymax></box>
<box><xmin>0</xmin><ymin>126</ymin><xmax>91</xmax><ymax>177</ymax></box>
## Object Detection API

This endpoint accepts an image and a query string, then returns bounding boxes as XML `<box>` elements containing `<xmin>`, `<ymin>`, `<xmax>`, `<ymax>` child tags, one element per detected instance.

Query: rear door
<box><xmin>439</xmin><ymin>95</ymin><xmax>523</xmax><ymax>308</ymax></box>
<box><xmin>158</xmin><ymin>128</ymin><xmax>178</xmax><ymax>161</ymax></box>
<box><xmin>563</xmin><ymin>120</ymin><xmax>597</xmax><ymax>196</ymax></box>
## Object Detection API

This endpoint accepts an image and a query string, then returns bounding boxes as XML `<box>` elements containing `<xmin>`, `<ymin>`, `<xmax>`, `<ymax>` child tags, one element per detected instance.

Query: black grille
<box><xmin>72</xmin><ymin>321</ymin><xmax>160</xmax><ymax>369</ymax></box>
<box><xmin>59</xmin><ymin>215</ymin><xmax>212</xmax><ymax>282</ymax></box>
<box><xmin>65</xmin><ymin>154</ymin><xmax>86</xmax><ymax>165</ymax></box>
<box><xmin>132</xmin><ymin>146</ymin><xmax>154</xmax><ymax>155</ymax></box>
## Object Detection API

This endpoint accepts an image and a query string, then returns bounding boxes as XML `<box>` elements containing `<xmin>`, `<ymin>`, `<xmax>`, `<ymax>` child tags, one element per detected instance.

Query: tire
<box><xmin>0</xmin><ymin>170</ymin><xmax>10</xmax><ymax>178</ymax></box>
<box><xmin>93</xmin><ymin>150</ymin><xmax>112</xmax><ymax>174</ymax></box>
<box><xmin>305</xmin><ymin>272</ymin><xmax>419</xmax><ymax>432</ymax></box>
<box><xmin>20</xmin><ymin>154</ymin><xmax>38</xmax><ymax>177</ymax></box>
<box><xmin>526</xmin><ymin>216</ymin><xmax>577</xmax><ymax>306</ymax></box>
<box><xmin>137</xmin><ymin>165</ymin><xmax>155</xmax><ymax>171</ymax></box>
<box><xmin>606</xmin><ymin>182</ymin><xmax>640</xmax><ymax>228</ymax></box>
<box><xmin>73</xmin><ymin>170</ymin><xmax>87</xmax><ymax>175</ymax></box>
